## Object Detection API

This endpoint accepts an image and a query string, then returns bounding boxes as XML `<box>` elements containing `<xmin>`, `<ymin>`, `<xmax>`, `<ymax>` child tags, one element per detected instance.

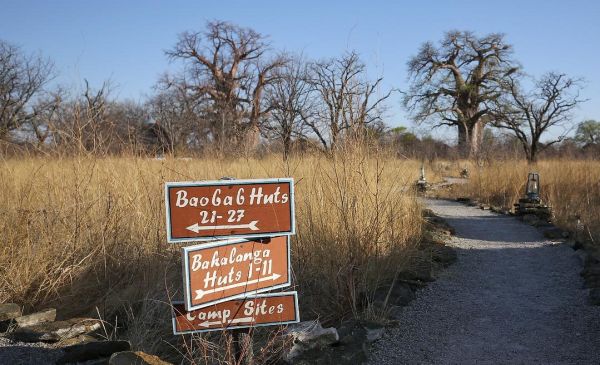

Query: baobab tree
<box><xmin>164</xmin><ymin>21</ymin><xmax>287</xmax><ymax>150</ymax></box>
<box><xmin>404</xmin><ymin>31</ymin><xmax>518</xmax><ymax>158</ymax></box>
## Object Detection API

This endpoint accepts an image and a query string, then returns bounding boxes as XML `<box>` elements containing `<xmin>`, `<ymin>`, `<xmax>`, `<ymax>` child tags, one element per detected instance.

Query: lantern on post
<box><xmin>415</xmin><ymin>163</ymin><xmax>428</xmax><ymax>193</ymax></box>
<box><xmin>525</xmin><ymin>173</ymin><xmax>540</xmax><ymax>202</ymax></box>
<box><xmin>514</xmin><ymin>172</ymin><xmax>552</xmax><ymax>221</ymax></box>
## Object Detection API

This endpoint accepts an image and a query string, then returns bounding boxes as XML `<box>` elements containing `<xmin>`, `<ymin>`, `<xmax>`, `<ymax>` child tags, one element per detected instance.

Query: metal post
<box><xmin>232</xmin><ymin>328</ymin><xmax>254</xmax><ymax>365</ymax></box>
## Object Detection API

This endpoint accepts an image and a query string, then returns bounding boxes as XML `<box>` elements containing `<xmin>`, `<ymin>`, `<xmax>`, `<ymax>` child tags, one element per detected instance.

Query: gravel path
<box><xmin>371</xmin><ymin>199</ymin><xmax>600</xmax><ymax>365</ymax></box>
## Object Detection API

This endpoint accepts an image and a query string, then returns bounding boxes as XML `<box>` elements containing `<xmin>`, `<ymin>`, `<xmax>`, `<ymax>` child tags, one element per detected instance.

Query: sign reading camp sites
<box><xmin>172</xmin><ymin>292</ymin><xmax>299</xmax><ymax>334</ymax></box>
<box><xmin>182</xmin><ymin>236</ymin><xmax>290</xmax><ymax>311</ymax></box>
<box><xmin>165</xmin><ymin>179</ymin><xmax>295</xmax><ymax>243</ymax></box>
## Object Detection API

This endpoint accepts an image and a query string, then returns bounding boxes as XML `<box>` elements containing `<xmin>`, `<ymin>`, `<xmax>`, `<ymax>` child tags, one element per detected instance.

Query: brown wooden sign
<box><xmin>172</xmin><ymin>292</ymin><xmax>299</xmax><ymax>334</ymax></box>
<box><xmin>182</xmin><ymin>236</ymin><xmax>290</xmax><ymax>311</ymax></box>
<box><xmin>165</xmin><ymin>179</ymin><xmax>295</xmax><ymax>243</ymax></box>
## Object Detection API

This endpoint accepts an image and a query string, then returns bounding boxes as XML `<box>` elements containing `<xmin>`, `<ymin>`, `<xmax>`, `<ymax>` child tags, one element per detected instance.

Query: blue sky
<box><xmin>1</xmin><ymin>0</ymin><xmax>599</xmax><ymax>140</ymax></box>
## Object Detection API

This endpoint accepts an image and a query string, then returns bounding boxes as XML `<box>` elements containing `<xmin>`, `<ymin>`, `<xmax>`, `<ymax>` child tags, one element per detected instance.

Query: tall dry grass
<box><xmin>442</xmin><ymin>159</ymin><xmax>600</xmax><ymax>249</ymax></box>
<box><xmin>0</xmin><ymin>150</ymin><xmax>427</xmax><ymax>362</ymax></box>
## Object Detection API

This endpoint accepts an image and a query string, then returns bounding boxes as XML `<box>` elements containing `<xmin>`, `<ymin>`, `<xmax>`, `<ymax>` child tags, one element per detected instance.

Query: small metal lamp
<box><xmin>525</xmin><ymin>173</ymin><xmax>540</xmax><ymax>201</ymax></box>
<box><xmin>416</xmin><ymin>163</ymin><xmax>428</xmax><ymax>193</ymax></box>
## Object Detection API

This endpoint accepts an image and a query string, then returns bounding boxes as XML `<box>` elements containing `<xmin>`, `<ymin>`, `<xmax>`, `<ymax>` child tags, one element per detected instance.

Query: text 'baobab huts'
<box><xmin>174</xmin><ymin>186</ymin><xmax>290</xmax><ymax>208</ymax></box>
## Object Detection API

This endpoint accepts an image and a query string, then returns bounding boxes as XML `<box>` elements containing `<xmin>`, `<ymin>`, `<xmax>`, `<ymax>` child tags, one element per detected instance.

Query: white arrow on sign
<box><xmin>195</xmin><ymin>273</ymin><xmax>282</xmax><ymax>300</ymax></box>
<box><xmin>186</xmin><ymin>220</ymin><xmax>259</xmax><ymax>233</ymax></box>
<box><xmin>200</xmin><ymin>317</ymin><xmax>255</xmax><ymax>328</ymax></box>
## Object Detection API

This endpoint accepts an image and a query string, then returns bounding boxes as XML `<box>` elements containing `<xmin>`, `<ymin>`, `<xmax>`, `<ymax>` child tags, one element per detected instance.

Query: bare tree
<box><xmin>494</xmin><ymin>72</ymin><xmax>585</xmax><ymax>162</ymax></box>
<box><xmin>0</xmin><ymin>40</ymin><xmax>54</xmax><ymax>140</ymax></box>
<box><xmin>404</xmin><ymin>31</ymin><xmax>518</xmax><ymax>158</ymax></box>
<box><xmin>164</xmin><ymin>21</ymin><xmax>287</xmax><ymax>150</ymax></box>
<box><xmin>149</xmin><ymin>83</ymin><xmax>209</xmax><ymax>151</ymax></box>
<box><xmin>108</xmin><ymin>99</ymin><xmax>149</xmax><ymax>152</ymax></box>
<box><xmin>25</xmin><ymin>88</ymin><xmax>63</xmax><ymax>147</ymax></box>
<box><xmin>308</xmin><ymin>51</ymin><xmax>392</xmax><ymax>151</ymax></box>
<box><xmin>263</xmin><ymin>55</ymin><xmax>314</xmax><ymax>159</ymax></box>
<box><xmin>52</xmin><ymin>80</ymin><xmax>148</xmax><ymax>154</ymax></box>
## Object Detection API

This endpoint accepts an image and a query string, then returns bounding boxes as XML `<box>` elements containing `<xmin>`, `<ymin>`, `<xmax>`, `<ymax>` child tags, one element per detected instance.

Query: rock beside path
<box><xmin>543</xmin><ymin>227</ymin><xmax>564</xmax><ymax>239</ymax></box>
<box><xmin>1</xmin><ymin>305</ymin><xmax>170</xmax><ymax>364</ymax></box>
<box><xmin>55</xmin><ymin>334</ymin><xmax>98</xmax><ymax>347</ymax></box>
<box><xmin>522</xmin><ymin>213</ymin><xmax>541</xmax><ymax>226</ymax></box>
<box><xmin>285</xmin><ymin>320</ymin><xmax>339</xmax><ymax>362</ymax></box>
<box><xmin>285</xmin><ymin>319</ymin><xmax>388</xmax><ymax>365</ymax></box>
<box><xmin>373</xmin><ymin>282</ymin><xmax>416</xmax><ymax>308</ymax></box>
<box><xmin>15</xmin><ymin>308</ymin><xmax>56</xmax><ymax>328</ymax></box>
<box><xmin>57</xmin><ymin>340</ymin><xmax>131</xmax><ymax>364</ymax></box>
<box><xmin>11</xmin><ymin>318</ymin><xmax>101</xmax><ymax>342</ymax></box>
<box><xmin>0</xmin><ymin>303</ymin><xmax>21</xmax><ymax>322</ymax></box>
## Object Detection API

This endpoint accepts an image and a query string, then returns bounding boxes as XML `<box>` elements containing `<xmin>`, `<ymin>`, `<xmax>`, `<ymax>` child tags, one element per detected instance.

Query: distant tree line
<box><xmin>0</xmin><ymin>23</ymin><xmax>596</xmax><ymax>161</ymax></box>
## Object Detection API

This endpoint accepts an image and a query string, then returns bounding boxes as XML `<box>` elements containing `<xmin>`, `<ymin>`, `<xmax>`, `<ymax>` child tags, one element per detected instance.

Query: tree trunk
<box><xmin>241</xmin><ymin>124</ymin><xmax>260</xmax><ymax>155</ymax></box>
<box><xmin>330</xmin><ymin>122</ymin><xmax>339</xmax><ymax>152</ymax></box>
<box><xmin>457</xmin><ymin>122</ymin><xmax>483</xmax><ymax>159</ymax></box>
<box><xmin>528</xmin><ymin>141</ymin><xmax>538</xmax><ymax>164</ymax></box>
<box><xmin>283</xmin><ymin>133</ymin><xmax>291</xmax><ymax>160</ymax></box>
<box><xmin>469</xmin><ymin>122</ymin><xmax>483</xmax><ymax>158</ymax></box>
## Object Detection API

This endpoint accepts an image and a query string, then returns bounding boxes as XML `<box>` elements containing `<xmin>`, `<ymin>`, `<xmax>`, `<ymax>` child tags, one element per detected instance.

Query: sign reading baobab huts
<box><xmin>165</xmin><ymin>179</ymin><xmax>295</xmax><ymax>243</ymax></box>
<box><xmin>182</xmin><ymin>236</ymin><xmax>291</xmax><ymax>311</ymax></box>
<box><xmin>172</xmin><ymin>292</ymin><xmax>299</xmax><ymax>334</ymax></box>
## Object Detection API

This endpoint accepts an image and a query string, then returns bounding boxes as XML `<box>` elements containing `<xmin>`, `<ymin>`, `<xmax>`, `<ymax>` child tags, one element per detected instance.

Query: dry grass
<box><xmin>0</xmin><ymin>150</ymin><xmax>428</xmax><ymax>362</ymax></box>
<box><xmin>441</xmin><ymin>159</ymin><xmax>600</xmax><ymax>249</ymax></box>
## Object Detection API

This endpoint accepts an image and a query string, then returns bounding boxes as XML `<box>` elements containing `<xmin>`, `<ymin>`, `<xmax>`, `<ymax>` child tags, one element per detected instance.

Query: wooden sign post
<box><xmin>182</xmin><ymin>236</ymin><xmax>291</xmax><ymax>311</ymax></box>
<box><xmin>165</xmin><ymin>179</ymin><xmax>295</xmax><ymax>243</ymax></box>
<box><xmin>166</xmin><ymin>177</ymin><xmax>299</xmax><ymax>352</ymax></box>
<box><xmin>172</xmin><ymin>292</ymin><xmax>299</xmax><ymax>334</ymax></box>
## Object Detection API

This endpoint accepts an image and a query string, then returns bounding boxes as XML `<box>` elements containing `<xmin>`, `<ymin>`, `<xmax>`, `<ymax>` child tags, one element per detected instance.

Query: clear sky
<box><xmin>1</xmin><ymin>0</ymin><xmax>599</xmax><ymax>141</ymax></box>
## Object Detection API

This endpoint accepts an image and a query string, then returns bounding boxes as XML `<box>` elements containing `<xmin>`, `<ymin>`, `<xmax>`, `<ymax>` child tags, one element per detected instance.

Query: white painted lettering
<box><xmin>175</xmin><ymin>190</ymin><xmax>189</xmax><ymax>207</ymax></box>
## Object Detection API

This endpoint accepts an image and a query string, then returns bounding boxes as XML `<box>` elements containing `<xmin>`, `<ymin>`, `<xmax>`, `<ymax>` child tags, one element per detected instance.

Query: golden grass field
<box><xmin>3</xmin><ymin>154</ymin><xmax>598</xmax><ymax>362</ymax></box>
<box><xmin>0</xmin><ymin>151</ymin><xmax>428</xmax><ymax>360</ymax></box>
